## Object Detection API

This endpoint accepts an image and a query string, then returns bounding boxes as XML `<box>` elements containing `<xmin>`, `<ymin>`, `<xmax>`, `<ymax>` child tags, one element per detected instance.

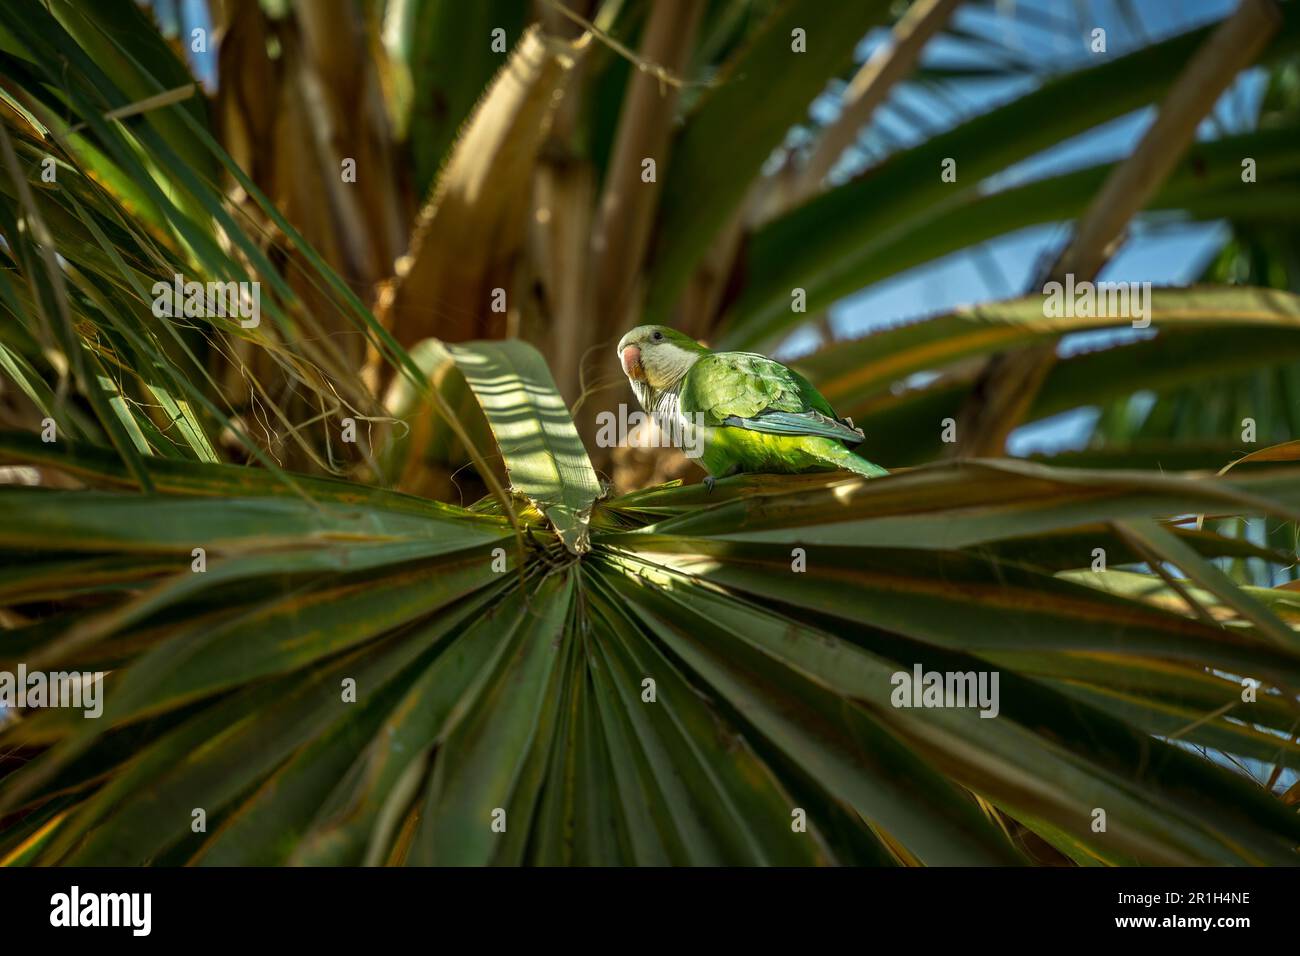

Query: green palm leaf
<box><xmin>3</xmin><ymin>0</ymin><xmax>1299</xmax><ymax>871</ymax></box>
<box><xmin>4</xmin><ymin>399</ymin><xmax>1300</xmax><ymax>864</ymax></box>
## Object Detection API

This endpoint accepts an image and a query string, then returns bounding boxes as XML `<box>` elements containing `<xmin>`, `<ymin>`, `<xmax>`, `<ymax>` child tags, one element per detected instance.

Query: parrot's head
<box><xmin>616</xmin><ymin>325</ymin><xmax>708</xmax><ymax>397</ymax></box>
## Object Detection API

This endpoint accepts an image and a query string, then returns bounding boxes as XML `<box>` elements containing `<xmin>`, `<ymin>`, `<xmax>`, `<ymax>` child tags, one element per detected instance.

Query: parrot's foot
<box><xmin>703</xmin><ymin>475</ymin><xmax>716</xmax><ymax>494</ymax></box>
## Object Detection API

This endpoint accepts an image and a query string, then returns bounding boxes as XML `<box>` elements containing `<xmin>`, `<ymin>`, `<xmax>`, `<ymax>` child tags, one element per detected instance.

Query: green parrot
<box><xmin>616</xmin><ymin>325</ymin><xmax>887</xmax><ymax>488</ymax></box>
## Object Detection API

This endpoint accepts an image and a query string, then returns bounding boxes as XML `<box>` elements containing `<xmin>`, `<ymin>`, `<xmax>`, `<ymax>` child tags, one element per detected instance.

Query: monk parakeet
<box><xmin>617</xmin><ymin>325</ymin><xmax>887</xmax><ymax>487</ymax></box>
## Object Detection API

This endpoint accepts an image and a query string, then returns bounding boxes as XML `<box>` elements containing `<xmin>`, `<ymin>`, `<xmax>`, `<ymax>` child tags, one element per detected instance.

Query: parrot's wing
<box><xmin>722</xmin><ymin>409</ymin><xmax>865</xmax><ymax>444</ymax></box>
<box><xmin>681</xmin><ymin>352</ymin><xmax>865</xmax><ymax>444</ymax></box>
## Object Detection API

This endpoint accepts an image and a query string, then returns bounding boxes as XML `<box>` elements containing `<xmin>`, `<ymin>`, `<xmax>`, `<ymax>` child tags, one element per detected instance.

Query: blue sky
<box><xmin>782</xmin><ymin>0</ymin><xmax>1256</xmax><ymax>454</ymax></box>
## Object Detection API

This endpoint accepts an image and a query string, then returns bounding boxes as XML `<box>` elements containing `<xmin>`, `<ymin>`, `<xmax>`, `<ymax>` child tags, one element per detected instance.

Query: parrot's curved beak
<box><xmin>621</xmin><ymin>345</ymin><xmax>644</xmax><ymax>380</ymax></box>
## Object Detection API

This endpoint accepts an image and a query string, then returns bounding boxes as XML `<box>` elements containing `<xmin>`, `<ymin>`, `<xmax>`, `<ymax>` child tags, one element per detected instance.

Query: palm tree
<box><xmin>0</xmin><ymin>0</ymin><xmax>1298</xmax><ymax>865</ymax></box>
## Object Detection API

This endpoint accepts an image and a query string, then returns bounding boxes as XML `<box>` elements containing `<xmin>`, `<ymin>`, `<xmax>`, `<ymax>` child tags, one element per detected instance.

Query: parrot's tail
<box><xmin>823</xmin><ymin>443</ymin><xmax>888</xmax><ymax>478</ymax></box>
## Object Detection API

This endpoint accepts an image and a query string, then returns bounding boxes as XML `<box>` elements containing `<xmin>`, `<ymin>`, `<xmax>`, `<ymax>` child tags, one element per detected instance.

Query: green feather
<box><xmin>676</xmin><ymin>350</ymin><xmax>887</xmax><ymax>479</ymax></box>
<box><xmin>722</xmin><ymin>410</ymin><xmax>865</xmax><ymax>445</ymax></box>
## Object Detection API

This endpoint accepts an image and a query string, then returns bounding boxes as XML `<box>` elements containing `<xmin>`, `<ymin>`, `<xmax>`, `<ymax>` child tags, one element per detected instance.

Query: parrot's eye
<box><xmin>652</xmin><ymin>331</ymin><xmax>663</xmax><ymax>341</ymax></box>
